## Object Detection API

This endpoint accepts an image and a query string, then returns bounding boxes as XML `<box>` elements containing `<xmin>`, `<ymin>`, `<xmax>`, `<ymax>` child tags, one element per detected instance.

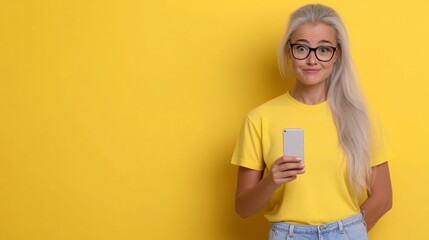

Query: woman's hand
<box><xmin>269</xmin><ymin>156</ymin><xmax>305</xmax><ymax>186</ymax></box>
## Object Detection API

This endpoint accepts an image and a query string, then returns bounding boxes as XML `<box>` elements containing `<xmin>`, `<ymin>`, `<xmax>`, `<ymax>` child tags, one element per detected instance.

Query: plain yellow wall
<box><xmin>1</xmin><ymin>0</ymin><xmax>428</xmax><ymax>239</ymax></box>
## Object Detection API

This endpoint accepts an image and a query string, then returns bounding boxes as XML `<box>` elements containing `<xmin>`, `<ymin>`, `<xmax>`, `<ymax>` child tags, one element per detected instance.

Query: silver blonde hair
<box><xmin>278</xmin><ymin>4</ymin><xmax>372</xmax><ymax>197</ymax></box>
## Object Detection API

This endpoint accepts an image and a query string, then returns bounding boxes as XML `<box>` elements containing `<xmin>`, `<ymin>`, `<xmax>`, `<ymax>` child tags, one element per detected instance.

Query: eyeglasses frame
<box><xmin>288</xmin><ymin>42</ymin><xmax>339</xmax><ymax>62</ymax></box>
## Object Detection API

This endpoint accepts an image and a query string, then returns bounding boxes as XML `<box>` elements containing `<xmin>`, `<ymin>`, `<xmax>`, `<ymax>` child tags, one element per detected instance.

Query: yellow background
<box><xmin>1</xmin><ymin>0</ymin><xmax>428</xmax><ymax>239</ymax></box>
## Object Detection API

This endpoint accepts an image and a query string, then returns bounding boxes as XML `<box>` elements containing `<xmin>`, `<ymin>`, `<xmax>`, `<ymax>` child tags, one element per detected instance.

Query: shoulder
<box><xmin>246</xmin><ymin>93</ymin><xmax>289</xmax><ymax>121</ymax></box>
<box><xmin>366</xmin><ymin>105</ymin><xmax>394</xmax><ymax>164</ymax></box>
<box><xmin>366</xmin><ymin>106</ymin><xmax>384</xmax><ymax>131</ymax></box>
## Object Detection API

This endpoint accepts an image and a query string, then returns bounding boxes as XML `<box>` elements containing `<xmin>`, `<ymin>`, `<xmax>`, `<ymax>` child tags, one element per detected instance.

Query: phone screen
<box><xmin>283</xmin><ymin>128</ymin><xmax>304</xmax><ymax>163</ymax></box>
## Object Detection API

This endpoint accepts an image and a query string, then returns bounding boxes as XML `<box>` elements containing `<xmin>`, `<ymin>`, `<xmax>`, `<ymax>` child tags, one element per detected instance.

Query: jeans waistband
<box><xmin>270</xmin><ymin>212</ymin><xmax>364</xmax><ymax>234</ymax></box>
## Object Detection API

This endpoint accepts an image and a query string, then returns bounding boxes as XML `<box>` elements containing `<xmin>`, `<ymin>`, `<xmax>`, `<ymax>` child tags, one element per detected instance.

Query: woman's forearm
<box><xmin>235</xmin><ymin>157</ymin><xmax>305</xmax><ymax>218</ymax></box>
<box><xmin>360</xmin><ymin>162</ymin><xmax>393</xmax><ymax>231</ymax></box>
<box><xmin>360</xmin><ymin>194</ymin><xmax>392</xmax><ymax>231</ymax></box>
<box><xmin>235</xmin><ymin>175</ymin><xmax>279</xmax><ymax>218</ymax></box>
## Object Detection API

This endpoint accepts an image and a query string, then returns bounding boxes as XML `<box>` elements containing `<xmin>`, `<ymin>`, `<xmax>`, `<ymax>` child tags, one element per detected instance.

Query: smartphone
<box><xmin>283</xmin><ymin>128</ymin><xmax>304</xmax><ymax>163</ymax></box>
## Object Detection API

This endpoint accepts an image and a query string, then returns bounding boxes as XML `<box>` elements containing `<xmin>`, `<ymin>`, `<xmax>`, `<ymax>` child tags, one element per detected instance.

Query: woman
<box><xmin>231</xmin><ymin>4</ymin><xmax>392</xmax><ymax>240</ymax></box>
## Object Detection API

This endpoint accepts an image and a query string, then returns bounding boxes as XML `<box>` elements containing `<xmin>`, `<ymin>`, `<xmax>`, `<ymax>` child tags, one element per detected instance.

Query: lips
<box><xmin>303</xmin><ymin>69</ymin><xmax>321</xmax><ymax>74</ymax></box>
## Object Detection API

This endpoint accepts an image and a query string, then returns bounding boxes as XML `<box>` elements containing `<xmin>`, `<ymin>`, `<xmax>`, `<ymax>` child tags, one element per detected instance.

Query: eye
<box><xmin>295</xmin><ymin>45</ymin><xmax>308</xmax><ymax>52</ymax></box>
<box><xmin>318</xmin><ymin>46</ymin><xmax>333</xmax><ymax>54</ymax></box>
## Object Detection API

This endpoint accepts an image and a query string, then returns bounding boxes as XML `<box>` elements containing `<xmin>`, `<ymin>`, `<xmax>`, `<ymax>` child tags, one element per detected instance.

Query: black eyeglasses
<box><xmin>289</xmin><ymin>42</ymin><xmax>338</xmax><ymax>62</ymax></box>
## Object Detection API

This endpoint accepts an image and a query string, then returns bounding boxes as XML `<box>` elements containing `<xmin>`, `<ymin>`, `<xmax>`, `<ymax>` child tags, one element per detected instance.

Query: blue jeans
<box><xmin>269</xmin><ymin>212</ymin><xmax>368</xmax><ymax>240</ymax></box>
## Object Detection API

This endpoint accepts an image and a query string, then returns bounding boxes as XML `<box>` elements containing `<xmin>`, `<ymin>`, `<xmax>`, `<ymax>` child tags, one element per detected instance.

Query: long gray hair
<box><xmin>278</xmin><ymin>4</ymin><xmax>372</xmax><ymax>197</ymax></box>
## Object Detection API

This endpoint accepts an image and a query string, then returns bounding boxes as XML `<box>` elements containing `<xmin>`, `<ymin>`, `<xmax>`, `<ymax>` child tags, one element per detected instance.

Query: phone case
<box><xmin>283</xmin><ymin>128</ymin><xmax>304</xmax><ymax>163</ymax></box>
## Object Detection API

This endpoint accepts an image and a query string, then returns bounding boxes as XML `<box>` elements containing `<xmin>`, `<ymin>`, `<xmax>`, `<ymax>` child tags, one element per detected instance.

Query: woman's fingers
<box><xmin>273</xmin><ymin>156</ymin><xmax>304</xmax><ymax>171</ymax></box>
<box><xmin>277</xmin><ymin>161</ymin><xmax>304</xmax><ymax>171</ymax></box>
<box><xmin>273</xmin><ymin>169</ymin><xmax>305</xmax><ymax>180</ymax></box>
<box><xmin>270</xmin><ymin>156</ymin><xmax>305</xmax><ymax>185</ymax></box>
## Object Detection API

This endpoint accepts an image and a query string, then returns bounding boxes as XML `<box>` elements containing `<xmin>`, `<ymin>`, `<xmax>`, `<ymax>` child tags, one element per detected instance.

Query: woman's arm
<box><xmin>360</xmin><ymin>162</ymin><xmax>393</xmax><ymax>231</ymax></box>
<box><xmin>234</xmin><ymin>156</ymin><xmax>305</xmax><ymax>218</ymax></box>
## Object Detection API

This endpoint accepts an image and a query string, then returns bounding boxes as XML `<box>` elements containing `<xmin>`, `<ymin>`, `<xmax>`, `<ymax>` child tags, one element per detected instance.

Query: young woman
<box><xmin>231</xmin><ymin>4</ymin><xmax>392</xmax><ymax>240</ymax></box>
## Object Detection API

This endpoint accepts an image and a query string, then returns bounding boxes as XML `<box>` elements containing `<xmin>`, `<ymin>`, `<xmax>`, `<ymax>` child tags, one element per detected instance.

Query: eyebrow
<box><xmin>295</xmin><ymin>39</ymin><xmax>335</xmax><ymax>45</ymax></box>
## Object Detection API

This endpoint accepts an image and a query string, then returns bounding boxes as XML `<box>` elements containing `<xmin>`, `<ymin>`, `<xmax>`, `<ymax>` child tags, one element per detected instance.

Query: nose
<box><xmin>306</xmin><ymin>49</ymin><xmax>318</xmax><ymax>65</ymax></box>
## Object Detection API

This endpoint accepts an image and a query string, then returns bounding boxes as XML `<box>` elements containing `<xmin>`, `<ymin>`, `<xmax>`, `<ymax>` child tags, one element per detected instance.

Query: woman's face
<box><xmin>289</xmin><ymin>23</ymin><xmax>339</xmax><ymax>89</ymax></box>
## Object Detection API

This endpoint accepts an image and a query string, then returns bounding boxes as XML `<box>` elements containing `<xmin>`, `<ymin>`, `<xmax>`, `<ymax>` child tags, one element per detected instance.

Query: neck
<box><xmin>290</xmin><ymin>84</ymin><xmax>327</xmax><ymax>105</ymax></box>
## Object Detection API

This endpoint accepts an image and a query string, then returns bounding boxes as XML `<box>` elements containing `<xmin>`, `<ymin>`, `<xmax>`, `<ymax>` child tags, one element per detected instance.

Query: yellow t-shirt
<box><xmin>231</xmin><ymin>91</ymin><xmax>390</xmax><ymax>224</ymax></box>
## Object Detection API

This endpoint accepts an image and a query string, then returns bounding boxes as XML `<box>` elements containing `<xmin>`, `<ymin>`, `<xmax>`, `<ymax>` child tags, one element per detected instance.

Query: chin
<box><xmin>299</xmin><ymin>78</ymin><xmax>326</xmax><ymax>86</ymax></box>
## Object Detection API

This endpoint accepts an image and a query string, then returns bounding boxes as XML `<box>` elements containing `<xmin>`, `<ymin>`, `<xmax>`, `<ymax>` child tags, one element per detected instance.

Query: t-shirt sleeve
<box><xmin>370</xmin><ymin>113</ymin><xmax>393</xmax><ymax>167</ymax></box>
<box><xmin>231</xmin><ymin>114</ymin><xmax>265</xmax><ymax>171</ymax></box>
